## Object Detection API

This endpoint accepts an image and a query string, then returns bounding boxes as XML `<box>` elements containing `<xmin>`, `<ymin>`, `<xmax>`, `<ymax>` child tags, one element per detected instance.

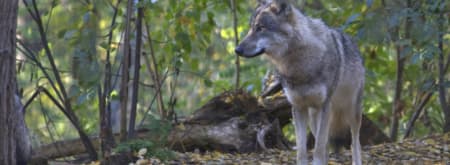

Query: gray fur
<box><xmin>235</xmin><ymin>0</ymin><xmax>364</xmax><ymax>164</ymax></box>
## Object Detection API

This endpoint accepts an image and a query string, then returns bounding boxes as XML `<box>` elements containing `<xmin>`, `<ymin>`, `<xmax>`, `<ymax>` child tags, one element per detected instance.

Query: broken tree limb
<box><xmin>31</xmin><ymin>90</ymin><xmax>390</xmax><ymax>163</ymax></box>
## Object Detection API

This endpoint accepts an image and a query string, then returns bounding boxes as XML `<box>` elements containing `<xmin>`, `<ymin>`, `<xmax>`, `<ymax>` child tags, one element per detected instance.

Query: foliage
<box><xmin>15</xmin><ymin>0</ymin><xmax>449</xmax><ymax>151</ymax></box>
<box><xmin>141</xmin><ymin>114</ymin><xmax>172</xmax><ymax>145</ymax></box>
<box><xmin>112</xmin><ymin>114</ymin><xmax>174</xmax><ymax>160</ymax></box>
<box><xmin>114</xmin><ymin>139</ymin><xmax>175</xmax><ymax>161</ymax></box>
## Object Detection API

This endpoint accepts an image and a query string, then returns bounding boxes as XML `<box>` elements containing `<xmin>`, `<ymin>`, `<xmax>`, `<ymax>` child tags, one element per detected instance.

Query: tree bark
<box><xmin>99</xmin><ymin>0</ymin><xmax>122</xmax><ymax>158</ymax></box>
<box><xmin>128</xmin><ymin>0</ymin><xmax>143</xmax><ymax>138</ymax></box>
<box><xmin>119</xmin><ymin>0</ymin><xmax>134</xmax><ymax>142</ymax></box>
<box><xmin>231</xmin><ymin>0</ymin><xmax>240</xmax><ymax>89</ymax></box>
<box><xmin>0</xmin><ymin>0</ymin><xmax>22</xmax><ymax>164</ymax></box>
<box><xmin>389</xmin><ymin>47</ymin><xmax>405</xmax><ymax>141</ymax></box>
<box><xmin>437</xmin><ymin>9</ymin><xmax>450</xmax><ymax>133</ymax></box>
<box><xmin>389</xmin><ymin>0</ymin><xmax>412</xmax><ymax>141</ymax></box>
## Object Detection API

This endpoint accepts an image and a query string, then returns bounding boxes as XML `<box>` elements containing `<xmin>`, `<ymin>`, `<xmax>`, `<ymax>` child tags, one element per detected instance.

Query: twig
<box><xmin>167</xmin><ymin>68</ymin><xmax>179</xmax><ymax>120</ymax></box>
<box><xmin>138</xmin><ymin>69</ymin><xmax>169</xmax><ymax>127</ymax></box>
<box><xmin>22</xmin><ymin>87</ymin><xmax>42</xmax><ymax>113</ymax></box>
<box><xmin>230</xmin><ymin>0</ymin><xmax>240</xmax><ymax>89</ymax></box>
<box><xmin>144</xmin><ymin>13</ymin><xmax>166</xmax><ymax>119</ymax></box>
<box><xmin>38</xmin><ymin>97</ymin><xmax>68</xmax><ymax>162</ymax></box>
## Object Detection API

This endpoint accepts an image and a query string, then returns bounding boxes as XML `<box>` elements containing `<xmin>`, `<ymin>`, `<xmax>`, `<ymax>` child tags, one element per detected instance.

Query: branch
<box><xmin>138</xmin><ymin>69</ymin><xmax>169</xmax><ymax>127</ymax></box>
<box><xmin>23</xmin><ymin>0</ymin><xmax>98</xmax><ymax>159</ymax></box>
<box><xmin>403</xmin><ymin>91</ymin><xmax>433</xmax><ymax>139</ymax></box>
<box><xmin>26</xmin><ymin>0</ymin><xmax>66</xmax><ymax>104</ymax></box>
<box><xmin>16</xmin><ymin>27</ymin><xmax>63</xmax><ymax>107</ymax></box>
<box><xmin>230</xmin><ymin>0</ymin><xmax>240</xmax><ymax>89</ymax></box>
<box><xmin>143</xmin><ymin>13</ymin><xmax>166</xmax><ymax>119</ymax></box>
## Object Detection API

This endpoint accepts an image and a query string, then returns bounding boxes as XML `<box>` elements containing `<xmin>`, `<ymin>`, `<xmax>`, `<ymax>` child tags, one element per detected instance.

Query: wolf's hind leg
<box><xmin>292</xmin><ymin>107</ymin><xmax>309</xmax><ymax>165</ymax></box>
<box><xmin>350</xmin><ymin>116</ymin><xmax>362</xmax><ymax>165</ymax></box>
<box><xmin>349</xmin><ymin>89</ymin><xmax>363</xmax><ymax>165</ymax></box>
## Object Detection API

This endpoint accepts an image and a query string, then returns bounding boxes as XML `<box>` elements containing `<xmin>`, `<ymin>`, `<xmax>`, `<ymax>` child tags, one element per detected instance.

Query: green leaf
<box><xmin>110</xmin><ymin>90</ymin><xmax>119</xmax><ymax>100</ymax></box>
<box><xmin>99</xmin><ymin>42</ymin><xmax>109</xmax><ymax>50</ymax></box>
<box><xmin>68</xmin><ymin>85</ymin><xmax>81</xmax><ymax>99</ymax></box>
<box><xmin>342</xmin><ymin>13</ymin><xmax>360</xmax><ymax>30</ymax></box>
<box><xmin>136</xmin><ymin>1</ymin><xmax>146</xmax><ymax>8</ymax></box>
<box><xmin>410</xmin><ymin>53</ymin><xmax>421</xmax><ymax>64</ymax></box>
<box><xmin>57</xmin><ymin>29</ymin><xmax>67</xmax><ymax>39</ymax></box>
<box><xmin>204</xmin><ymin>79</ymin><xmax>213</xmax><ymax>87</ymax></box>
<box><xmin>83</xmin><ymin>12</ymin><xmax>91</xmax><ymax>24</ymax></box>
<box><xmin>175</xmin><ymin>32</ymin><xmax>191</xmax><ymax>53</ymax></box>
<box><xmin>63</xmin><ymin>30</ymin><xmax>77</xmax><ymax>40</ymax></box>
<box><xmin>366</xmin><ymin>0</ymin><xmax>373</xmax><ymax>8</ymax></box>
<box><xmin>77</xmin><ymin>93</ymin><xmax>89</xmax><ymax>105</ymax></box>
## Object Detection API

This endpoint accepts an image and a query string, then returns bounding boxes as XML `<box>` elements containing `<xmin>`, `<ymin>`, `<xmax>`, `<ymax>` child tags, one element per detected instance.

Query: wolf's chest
<box><xmin>283</xmin><ymin>84</ymin><xmax>327</xmax><ymax>109</ymax></box>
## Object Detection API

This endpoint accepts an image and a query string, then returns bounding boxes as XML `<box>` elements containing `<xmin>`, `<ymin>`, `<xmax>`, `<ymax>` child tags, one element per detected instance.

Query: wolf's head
<box><xmin>235</xmin><ymin>0</ymin><xmax>297</xmax><ymax>58</ymax></box>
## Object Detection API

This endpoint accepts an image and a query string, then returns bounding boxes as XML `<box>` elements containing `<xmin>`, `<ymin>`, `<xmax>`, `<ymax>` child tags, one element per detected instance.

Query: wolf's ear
<box><xmin>270</xmin><ymin>0</ymin><xmax>291</xmax><ymax>16</ymax></box>
<box><xmin>257</xmin><ymin>0</ymin><xmax>271</xmax><ymax>5</ymax></box>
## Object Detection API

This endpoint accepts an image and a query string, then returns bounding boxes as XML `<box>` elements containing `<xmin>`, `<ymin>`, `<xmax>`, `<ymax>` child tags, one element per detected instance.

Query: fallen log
<box><xmin>169</xmin><ymin>90</ymin><xmax>291</xmax><ymax>152</ymax></box>
<box><xmin>30</xmin><ymin>130</ymin><xmax>146</xmax><ymax>164</ymax></box>
<box><xmin>30</xmin><ymin>89</ymin><xmax>390</xmax><ymax>162</ymax></box>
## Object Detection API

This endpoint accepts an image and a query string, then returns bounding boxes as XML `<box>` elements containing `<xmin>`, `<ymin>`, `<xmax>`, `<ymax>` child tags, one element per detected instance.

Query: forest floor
<box><xmin>149</xmin><ymin>132</ymin><xmax>450</xmax><ymax>165</ymax></box>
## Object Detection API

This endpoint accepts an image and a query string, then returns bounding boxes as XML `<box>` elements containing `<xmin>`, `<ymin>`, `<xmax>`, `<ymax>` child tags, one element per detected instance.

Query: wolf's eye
<box><xmin>255</xmin><ymin>25</ymin><xmax>264</xmax><ymax>32</ymax></box>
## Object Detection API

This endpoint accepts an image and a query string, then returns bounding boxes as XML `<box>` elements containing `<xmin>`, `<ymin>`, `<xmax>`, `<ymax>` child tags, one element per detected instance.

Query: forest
<box><xmin>0</xmin><ymin>0</ymin><xmax>449</xmax><ymax>164</ymax></box>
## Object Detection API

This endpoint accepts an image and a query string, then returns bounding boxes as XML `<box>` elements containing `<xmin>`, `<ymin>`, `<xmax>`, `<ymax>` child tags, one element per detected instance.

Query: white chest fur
<box><xmin>283</xmin><ymin>84</ymin><xmax>327</xmax><ymax>110</ymax></box>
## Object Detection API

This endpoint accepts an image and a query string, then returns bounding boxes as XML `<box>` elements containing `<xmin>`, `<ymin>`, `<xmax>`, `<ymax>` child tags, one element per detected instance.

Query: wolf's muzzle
<box><xmin>234</xmin><ymin>46</ymin><xmax>245</xmax><ymax>55</ymax></box>
<box><xmin>234</xmin><ymin>46</ymin><xmax>264</xmax><ymax>58</ymax></box>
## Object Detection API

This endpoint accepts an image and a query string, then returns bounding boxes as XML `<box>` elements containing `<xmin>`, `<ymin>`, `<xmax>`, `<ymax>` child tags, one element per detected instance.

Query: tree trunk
<box><xmin>0</xmin><ymin>0</ymin><xmax>22</xmax><ymax>164</ymax></box>
<box><xmin>231</xmin><ymin>0</ymin><xmax>240</xmax><ymax>89</ymax></box>
<box><xmin>119</xmin><ymin>0</ymin><xmax>134</xmax><ymax>142</ymax></box>
<box><xmin>389</xmin><ymin>0</ymin><xmax>412</xmax><ymax>141</ymax></box>
<box><xmin>437</xmin><ymin>9</ymin><xmax>450</xmax><ymax>133</ymax></box>
<box><xmin>128</xmin><ymin>0</ymin><xmax>143</xmax><ymax>138</ymax></box>
<box><xmin>389</xmin><ymin>47</ymin><xmax>405</xmax><ymax>141</ymax></box>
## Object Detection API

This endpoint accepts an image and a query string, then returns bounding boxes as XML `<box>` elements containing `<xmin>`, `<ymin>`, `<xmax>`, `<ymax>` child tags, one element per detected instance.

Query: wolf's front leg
<box><xmin>292</xmin><ymin>107</ymin><xmax>309</xmax><ymax>165</ymax></box>
<box><xmin>313</xmin><ymin>102</ymin><xmax>331</xmax><ymax>165</ymax></box>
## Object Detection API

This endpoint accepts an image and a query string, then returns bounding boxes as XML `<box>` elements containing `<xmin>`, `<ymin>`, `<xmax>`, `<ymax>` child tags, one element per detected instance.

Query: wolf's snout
<box><xmin>234</xmin><ymin>45</ymin><xmax>265</xmax><ymax>58</ymax></box>
<box><xmin>235</xmin><ymin>46</ymin><xmax>244</xmax><ymax>55</ymax></box>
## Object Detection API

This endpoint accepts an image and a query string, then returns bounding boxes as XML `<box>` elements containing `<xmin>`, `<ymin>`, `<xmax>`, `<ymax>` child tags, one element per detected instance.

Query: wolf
<box><xmin>235</xmin><ymin>0</ymin><xmax>365</xmax><ymax>164</ymax></box>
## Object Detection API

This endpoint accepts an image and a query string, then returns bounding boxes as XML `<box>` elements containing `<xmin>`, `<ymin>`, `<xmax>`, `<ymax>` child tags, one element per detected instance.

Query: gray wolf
<box><xmin>235</xmin><ymin>0</ymin><xmax>365</xmax><ymax>164</ymax></box>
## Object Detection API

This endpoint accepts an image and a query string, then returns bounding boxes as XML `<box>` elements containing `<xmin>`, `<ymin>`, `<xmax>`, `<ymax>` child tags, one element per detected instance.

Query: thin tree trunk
<box><xmin>389</xmin><ymin>48</ymin><xmax>405</xmax><ymax>141</ymax></box>
<box><xmin>389</xmin><ymin>0</ymin><xmax>411</xmax><ymax>141</ymax></box>
<box><xmin>0</xmin><ymin>0</ymin><xmax>19</xmax><ymax>164</ymax></box>
<box><xmin>120</xmin><ymin>0</ymin><xmax>134</xmax><ymax>142</ymax></box>
<box><xmin>231</xmin><ymin>0</ymin><xmax>240</xmax><ymax>89</ymax></box>
<box><xmin>437</xmin><ymin>9</ymin><xmax>450</xmax><ymax>133</ymax></box>
<box><xmin>99</xmin><ymin>0</ymin><xmax>122</xmax><ymax>157</ymax></box>
<box><xmin>128</xmin><ymin>0</ymin><xmax>143</xmax><ymax>138</ymax></box>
